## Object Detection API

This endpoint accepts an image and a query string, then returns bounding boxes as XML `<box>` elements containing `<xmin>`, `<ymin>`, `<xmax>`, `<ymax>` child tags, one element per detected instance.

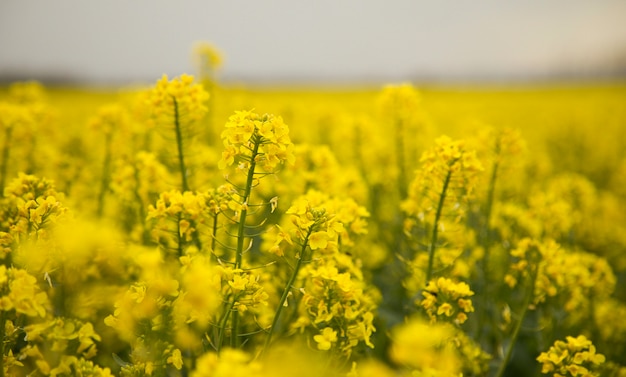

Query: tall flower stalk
<box><xmin>146</xmin><ymin>74</ymin><xmax>209</xmax><ymax>252</ymax></box>
<box><xmin>146</xmin><ymin>74</ymin><xmax>209</xmax><ymax>193</ymax></box>
<box><xmin>402</xmin><ymin>136</ymin><xmax>483</xmax><ymax>284</ymax></box>
<box><xmin>217</xmin><ymin>110</ymin><xmax>294</xmax><ymax>347</ymax></box>
<box><xmin>495</xmin><ymin>240</ymin><xmax>541</xmax><ymax>377</ymax></box>
<box><xmin>377</xmin><ymin>84</ymin><xmax>422</xmax><ymax>200</ymax></box>
<box><xmin>262</xmin><ymin>206</ymin><xmax>325</xmax><ymax>352</ymax></box>
<box><xmin>88</xmin><ymin>104</ymin><xmax>129</xmax><ymax>218</ymax></box>
<box><xmin>192</xmin><ymin>41</ymin><xmax>223</xmax><ymax>145</ymax></box>
<box><xmin>0</xmin><ymin>103</ymin><xmax>31</xmax><ymax>195</ymax></box>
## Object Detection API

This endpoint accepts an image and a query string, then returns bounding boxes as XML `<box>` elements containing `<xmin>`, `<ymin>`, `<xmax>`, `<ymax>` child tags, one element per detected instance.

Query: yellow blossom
<box><xmin>313</xmin><ymin>327</ymin><xmax>338</xmax><ymax>350</ymax></box>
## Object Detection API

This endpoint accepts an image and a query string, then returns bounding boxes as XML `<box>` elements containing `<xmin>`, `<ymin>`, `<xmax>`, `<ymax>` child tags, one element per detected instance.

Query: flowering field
<box><xmin>1</xmin><ymin>61</ymin><xmax>626</xmax><ymax>376</ymax></box>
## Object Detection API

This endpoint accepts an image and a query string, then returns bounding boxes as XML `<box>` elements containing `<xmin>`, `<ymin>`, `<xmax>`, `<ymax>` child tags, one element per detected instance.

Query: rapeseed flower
<box><xmin>218</xmin><ymin>110</ymin><xmax>295</xmax><ymax>172</ymax></box>
<box><xmin>537</xmin><ymin>335</ymin><xmax>605</xmax><ymax>376</ymax></box>
<box><xmin>421</xmin><ymin>277</ymin><xmax>475</xmax><ymax>325</ymax></box>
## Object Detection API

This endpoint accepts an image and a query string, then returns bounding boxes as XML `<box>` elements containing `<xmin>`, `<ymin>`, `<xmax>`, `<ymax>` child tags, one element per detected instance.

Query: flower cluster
<box><xmin>23</xmin><ymin>318</ymin><xmax>101</xmax><ymax>360</ymax></box>
<box><xmin>505</xmin><ymin>238</ymin><xmax>616</xmax><ymax>312</ymax></box>
<box><xmin>192</xmin><ymin>41</ymin><xmax>223</xmax><ymax>79</ymax></box>
<box><xmin>218</xmin><ymin>110</ymin><xmax>295</xmax><ymax>172</ymax></box>
<box><xmin>402</xmin><ymin>135</ymin><xmax>484</xmax><ymax>224</ymax></box>
<box><xmin>420</xmin><ymin>277</ymin><xmax>475</xmax><ymax>325</ymax></box>
<box><xmin>104</xmin><ymin>249</ymin><xmax>180</xmax><ymax>342</ymax></box>
<box><xmin>265</xmin><ymin>190</ymin><xmax>345</xmax><ymax>256</ymax></box>
<box><xmin>537</xmin><ymin>335</ymin><xmax>605</xmax><ymax>377</ymax></box>
<box><xmin>389</xmin><ymin>316</ymin><xmax>461</xmax><ymax>375</ymax></box>
<box><xmin>377</xmin><ymin>83</ymin><xmax>421</xmax><ymax>123</ymax></box>
<box><xmin>146</xmin><ymin>74</ymin><xmax>209</xmax><ymax>125</ymax></box>
<box><xmin>192</xmin><ymin>348</ymin><xmax>261</xmax><ymax>377</ymax></box>
<box><xmin>0</xmin><ymin>266</ymin><xmax>49</xmax><ymax>317</ymax></box>
<box><xmin>1</xmin><ymin>173</ymin><xmax>66</xmax><ymax>243</ymax></box>
<box><xmin>1</xmin><ymin>73</ymin><xmax>626</xmax><ymax>377</ymax></box>
<box><xmin>294</xmin><ymin>256</ymin><xmax>378</xmax><ymax>355</ymax></box>
<box><xmin>218</xmin><ymin>266</ymin><xmax>269</xmax><ymax>315</ymax></box>
<box><xmin>0</xmin><ymin>101</ymin><xmax>33</xmax><ymax>132</ymax></box>
<box><xmin>147</xmin><ymin>190</ymin><xmax>210</xmax><ymax>253</ymax></box>
<box><xmin>88</xmin><ymin>103</ymin><xmax>130</xmax><ymax>136</ymax></box>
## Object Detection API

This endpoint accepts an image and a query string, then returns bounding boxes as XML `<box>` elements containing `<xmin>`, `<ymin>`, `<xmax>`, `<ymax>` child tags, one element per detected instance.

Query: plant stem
<box><xmin>494</xmin><ymin>262</ymin><xmax>539</xmax><ymax>377</ymax></box>
<box><xmin>0</xmin><ymin>127</ymin><xmax>14</xmax><ymax>197</ymax></box>
<box><xmin>210</xmin><ymin>214</ymin><xmax>219</xmax><ymax>261</ymax></box>
<box><xmin>216</xmin><ymin>297</ymin><xmax>237</xmax><ymax>352</ymax></box>
<box><xmin>476</xmin><ymin>157</ymin><xmax>500</xmax><ymax>340</ymax></box>
<box><xmin>231</xmin><ymin>133</ymin><xmax>261</xmax><ymax>347</ymax></box>
<box><xmin>234</xmin><ymin>137</ymin><xmax>260</xmax><ymax>269</ymax></box>
<box><xmin>172</xmin><ymin>97</ymin><xmax>203</xmax><ymax>251</ymax></box>
<box><xmin>131</xmin><ymin>163</ymin><xmax>150</xmax><ymax>244</ymax></box>
<box><xmin>173</xmin><ymin>97</ymin><xmax>189</xmax><ymax>192</ymax></box>
<box><xmin>481</xmin><ymin>142</ymin><xmax>501</xmax><ymax>279</ymax></box>
<box><xmin>425</xmin><ymin>168</ymin><xmax>453</xmax><ymax>283</ymax></box>
<box><xmin>395</xmin><ymin>119</ymin><xmax>408</xmax><ymax>199</ymax></box>
<box><xmin>96</xmin><ymin>132</ymin><xmax>112</xmax><ymax>218</ymax></box>
<box><xmin>176</xmin><ymin>213</ymin><xmax>185</xmax><ymax>257</ymax></box>
<box><xmin>0</xmin><ymin>311</ymin><xmax>5</xmax><ymax>377</ymax></box>
<box><xmin>263</xmin><ymin>227</ymin><xmax>313</xmax><ymax>353</ymax></box>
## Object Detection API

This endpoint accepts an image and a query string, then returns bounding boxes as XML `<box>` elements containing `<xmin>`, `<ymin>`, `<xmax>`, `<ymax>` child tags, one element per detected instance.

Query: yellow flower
<box><xmin>192</xmin><ymin>349</ymin><xmax>262</xmax><ymax>377</ymax></box>
<box><xmin>166</xmin><ymin>348</ymin><xmax>183</xmax><ymax>370</ymax></box>
<box><xmin>537</xmin><ymin>335</ymin><xmax>605</xmax><ymax>376</ymax></box>
<box><xmin>308</xmin><ymin>231</ymin><xmax>329</xmax><ymax>250</ymax></box>
<box><xmin>192</xmin><ymin>41</ymin><xmax>223</xmax><ymax>77</ymax></box>
<box><xmin>76</xmin><ymin>322</ymin><xmax>102</xmax><ymax>356</ymax></box>
<box><xmin>313</xmin><ymin>327</ymin><xmax>338</xmax><ymax>351</ymax></box>
<box><xmin>3</xmin><ymin>268</ymin><xmax>50</xmax><ymax>317</ymax></box>
<box><xmin>390</xmin><ymin>316</ymin><xmax>461</xmax><ymax>374</ymax></box>
<box><xmin>146</xmin><ymin>74</ymin><xmax>209</xmax><ymax>125</ymax></box>
<box><xmin>377</xmin><ymin>83</ymin><xmax>421</xmax><ymax>122</ymax></box>
<box><xmin>228</xmin><ymin>273</ymin><xmax>249</xmax><ymax>292</ymax></box>
<box><xmin>420</xmin><ymin>277</ymin><xmax>474</xmax><ymax>324</ymax></box>
<box><xmin>437</xmin><ymin>303</ymin><xmax>454</xmax><ymax>317</ymax></box>
<box><xmin>218</xmin><ymin>110</ymin><xmax>295</xmax><ymax>171</ymax></box>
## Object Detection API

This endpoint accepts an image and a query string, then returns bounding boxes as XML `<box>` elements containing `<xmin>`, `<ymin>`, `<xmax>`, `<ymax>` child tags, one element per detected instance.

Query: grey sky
<box><xmin>1</xmin><ymin>0</ymin><xmax>626</xmax><ymax>84</ymax></box>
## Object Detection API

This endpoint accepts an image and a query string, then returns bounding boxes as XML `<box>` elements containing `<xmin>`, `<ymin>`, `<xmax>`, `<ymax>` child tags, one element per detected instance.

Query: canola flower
<box><xmin>537</xmin><ymin>335</ymin><xmax>605</xmax><ymax>377</ymax></box>
<box><xmin>377</xmin><ymin>83</ymin><xmax>424</xmax><ymax>199</ymax></box>
<box><xmin>420</xmin><ymin>277</ymin><xmax>475</xmax><ymax>325</ymax></box>
<box><xmin>218</xmin><ymin>109</ymin><xmax>295</xmax><ymax>172</ymax></box>
<box><xmin>402</xmin><ymin>135</ymin><xmax>483</xmax><ymax>283</ymax></box>
<box><xmin>192</xmin><ymin>41</ymin><xmax>223</xmax><ymax>81</ymax></box>
<box><xmin>389</xmin><ymin>316</ymin><xmax>462</xmax><ymax>376</ymax></box>
<box><xmin>146</xmin><ymin>74</ymin><xmax>209</xmax><ymax>191</ymax></box>
<box><xmin>0</xmin><ymin>101</ymin><xmax>34</xmax><ymax>192</ymax></box>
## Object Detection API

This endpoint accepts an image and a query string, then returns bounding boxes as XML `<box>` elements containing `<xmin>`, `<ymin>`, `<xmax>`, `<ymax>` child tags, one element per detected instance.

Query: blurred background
<box><xmin>1</xmin><ymin>0</ymin><xmax>626</xmax><ymax>85</ymax></box>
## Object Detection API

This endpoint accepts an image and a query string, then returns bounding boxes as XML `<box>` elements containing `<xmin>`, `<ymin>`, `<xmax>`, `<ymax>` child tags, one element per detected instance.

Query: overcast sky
<box><xmin>1</xmin><ymin>0</ymin><xmax>626</xmax><ymax>84</ymax></box>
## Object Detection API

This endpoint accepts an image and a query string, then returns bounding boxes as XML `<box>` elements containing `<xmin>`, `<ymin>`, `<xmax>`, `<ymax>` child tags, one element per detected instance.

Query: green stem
<box><xmin>131</xmin><ymin>163</ymin><xmax>150</xmax><ymax>244</ymax></box>
<box><xmin>482</xmin><ymin>137</ymin><xmax>501</xmax><ymax>284</ymax></box>
<box><xmin>173</xmin><ymin>97</ymin><xmax>190</xmax><ymax>192</ymax></box>
<box><xmin>96</xmin><ymin>133</ymin><xmax>112</xmax><ymax>218</ymax></box>
<box><xmin>177</xmin><ymin>213</ymin><xmax>184</xmax><ymax>258</ymax></box>
<box><xmin>210</xmin><ymin>214</ymin><xmax>218</xmax><ymax>261</ymax></box>
<box><xmin>0</xmin><ymin>127</ymin><xmax>14</xmax><ymax>197</ymax></box>
<box><xmin>481</xmin><ymin>148</ymin><xmax>500</xmax><ymax>279</ymax></box>
<box><xmin>231</xmin><ymin>133</ymin><xmax>261</xmax><ymax>347</ymax></box>
<box><xmin>263</xmin><ymin>227</ymin><xmax>313</xmax><ymax>353</ymax></box>
<box><xmin>173</xmin><ymin>97</ymin><xmax>203</xmax><ymax>252</ymax></box>
<box><xmin>494</xmin><ymin>262</ymin><xmax>538</xmax><ymax>377</ymax></box>
<box><xmin>395</xmin><ymin>119</ymin><xmax>408</xmax><ymax>199</ymax></box>
<box><xmin>476</xmin><ymin>158</ymin><xmax>500</xmax><ymax>341</ymax></box>
<box><xmin>235</xmin><ymin>137</ymin><xmax>260</xmax><ymax>269</ymax></box>
<box><xmin>0</xmin><ymin>311</ymin><xmax>5</xmax><ymax>377</ymax></box>
<box><xmin>216</xmin><ymin>297</ymin><xmax>237</xmax><ymax>352</ymax></box>
<box><xmin>425</xmin><ymin>168</ymin><xmax>453</xmax><ymax>283</ymax></box>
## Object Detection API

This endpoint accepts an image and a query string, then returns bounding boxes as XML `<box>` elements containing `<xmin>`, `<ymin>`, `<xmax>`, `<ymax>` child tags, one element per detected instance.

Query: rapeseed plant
<box><xmin>1</xmin><ymin>70</ymin><xmax>625</xmax><ymax>376</ymax></box>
